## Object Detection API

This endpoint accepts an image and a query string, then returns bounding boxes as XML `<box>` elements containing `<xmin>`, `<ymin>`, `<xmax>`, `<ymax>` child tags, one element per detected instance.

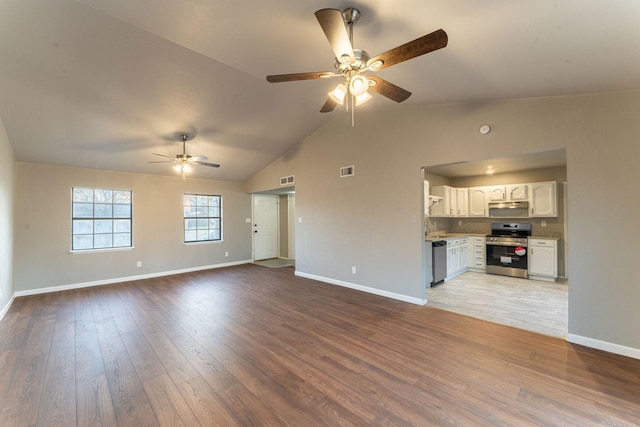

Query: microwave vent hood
<box><xmin>488</xmin><ymin>201</ymin><xmax>529</xmax><ymax>218</ymax></box>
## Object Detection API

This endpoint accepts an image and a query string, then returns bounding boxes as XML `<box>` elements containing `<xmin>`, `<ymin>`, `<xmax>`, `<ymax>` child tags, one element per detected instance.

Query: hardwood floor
<box><xmin>1</xmin><ymin>264</ymin><xmax>639</xmax><ymax>426</ymax></box>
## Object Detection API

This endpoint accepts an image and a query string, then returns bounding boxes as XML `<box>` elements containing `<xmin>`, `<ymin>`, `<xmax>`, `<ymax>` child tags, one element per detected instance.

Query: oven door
<box><xmin>486</xmin><ymin>242</ymin><xmax>528</xmax><ymax>278</ymax></box>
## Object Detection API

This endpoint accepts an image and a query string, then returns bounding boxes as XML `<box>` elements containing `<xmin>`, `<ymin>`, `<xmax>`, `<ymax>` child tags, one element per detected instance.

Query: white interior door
<box><xmin>253</xmin><ymin>195</ymin><xmax>279</xmax><ymax>260</ymax></box>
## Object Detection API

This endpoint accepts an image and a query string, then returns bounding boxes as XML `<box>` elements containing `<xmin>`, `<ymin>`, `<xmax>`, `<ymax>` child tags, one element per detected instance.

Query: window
<box><xmin>183</xmin><ymin>194</ymin><xmax>221</xmax><ymax>243</ymax></box>
<box><xmin>72</xmin><ymin>187</ymin><xmax>132</xmax><ymax>251</ymax></box>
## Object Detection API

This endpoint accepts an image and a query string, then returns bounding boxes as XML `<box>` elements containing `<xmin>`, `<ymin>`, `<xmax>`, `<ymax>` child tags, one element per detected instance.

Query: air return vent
<box><xmin>340</xmin><ymin>165</ymin><xmax>355</xmax><ymax>177</ymax></box>
<box><xmin>279</xmin><ymin>175</ymin><xmax>295</xmax><ymax>185</ymax></box>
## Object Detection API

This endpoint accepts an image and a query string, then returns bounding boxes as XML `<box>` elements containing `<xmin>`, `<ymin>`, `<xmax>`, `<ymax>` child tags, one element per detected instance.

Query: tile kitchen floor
<box><xmin>426</xmin><ymin>271</ymin><xmax>568</xmax><ymax>338</ymax></box>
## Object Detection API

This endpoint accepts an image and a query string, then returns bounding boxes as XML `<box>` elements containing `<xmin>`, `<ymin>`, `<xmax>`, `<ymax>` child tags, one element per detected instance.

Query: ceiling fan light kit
<box><xmin>266</xmin><ymin>6</ymin><xmax>448</xmax><ymax>126</ymax></box>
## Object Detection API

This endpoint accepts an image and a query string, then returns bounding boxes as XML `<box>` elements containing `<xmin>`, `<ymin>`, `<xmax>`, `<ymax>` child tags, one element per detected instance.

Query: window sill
<box><xmin>183</xmin><ymin>240</ymin><xmax>223</xmax><ymax>246</ymax></box>
<box><xmin>69</xmin><ymin>246</ymin><xmax>135</xmax><ymax>254</ymax></box>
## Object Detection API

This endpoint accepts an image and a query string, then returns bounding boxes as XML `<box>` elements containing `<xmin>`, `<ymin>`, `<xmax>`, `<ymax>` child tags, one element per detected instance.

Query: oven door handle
<box><xmin>486</xmin><ymin>242</ymin><xmax>528</xmax><ymax>247</ymax></box>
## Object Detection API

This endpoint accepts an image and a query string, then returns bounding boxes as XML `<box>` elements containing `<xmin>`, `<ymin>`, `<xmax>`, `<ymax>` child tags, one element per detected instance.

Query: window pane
<box><xmin>113</xmin><ymin>233</ymin><xmax>131</xmax><ymax>247</ymax></box>
<box><xmin>94</xmin><ymin>189</ymin><xmax>112</xmax><ymax>203</ymax></box>
<box><xmin>196</xmin><ymin>207</ymin><xmax>208</xmax><ymax>217</ymax></box>
<box><xmin>208</xmin><ymin>206</ymin><xmax>220</xmax><ymax>218</ymax></box>
<box><xmin>184</xmin><ymin>206</ymin><xmax>197</xmax><ymax>217</ymax></box>
<box><xmin>94</xmin><ymin>234</ymin><xmax>113</xmax><ymax>248</ymax></box>
<box><xmin>196</xmin><ymin>195</ymin><xmax>208</xmax><ymax>206</ymax></box>
<box><xmin>184</xmin><ymin>194</ymin><xmax>197</xmax><ymax>206</ymax></box>
<box><xmin>208</xmin><ymin>196</ymin><xmax>219</xmax><ymax>206</ymax></box>
<box><xmin>185</xmin><ymin>230</ymin><xmax>197</xmax><ymax>242</ymax></box>
<box><xmin>73</xmin><ymin>220</ymin><xmax>93</xmax><ymax>235</ymax></box>
<box><xmin>208</xmin><ymin>218</ymin><xmax>220</xmax><ymax>229</ymax></box>
<box><xmin>196</xmin><ymin>218</ymin><xmax>208</xmax><ymax>229</ymax></box>
<box><xmin>208</xmin><ymin>229</ymin><xmax>221</xmax><ymax>240</ymax></box>
<box><xmin>73</xmin><ymin>188</ymin><xmax>93</xmax><ymax>203</ymax></box>
<box><xmin>196</xmin><ymin>229</ymin><xmax>209</xmax><ymax>240</ymax></box>
<box><xmin>94</xmin><ymin>203</ymin><xmax>113</xmax><ymax>218</ymax></box>
<box><xmin>94</xmin><ymin>220</ymin><xmax>112</xmax><ymax>234</ymax></box>
<box><xmin>113</xmin><ymin>191</ymin><xmax>131</xmax><ymax>203</ymax></box>
<box><xmin>185</xmin><ymin>219</ymin><xmax>197</xmax><ymax>230</ymax></box>
<box><xmin>113</xmin><ymin>219</ymin><xmax>130</xmax><ymax>233</ymax></box>
<box><xmin>73</xmin><ymin>203</ymin><xmax>93</xmax><ymax>218</ymax></box>
<box><xmin>113</xmin><ymin>204</ymin><xmax>131</xmax><ymax>218</ymax></box>
<box><xmin>73</xmin><ymin>235</ymin><xmax>94</xmax><ymax>250</ymax></box>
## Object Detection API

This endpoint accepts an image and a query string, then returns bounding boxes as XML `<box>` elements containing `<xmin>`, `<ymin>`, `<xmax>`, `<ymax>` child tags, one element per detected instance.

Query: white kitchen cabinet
<box><xmin>528</xmin><ymin>238</ymin><xmax>558</xmax><ymax>280</ymax></box>
<box><xmin>459</xmin><ymin>237</ymin><xmax>469</xmax><ymax>270</ymax></box>
<box><xmin>530</xmin><ymin>181</ymin><xmax>557</xmax><ymax>217</ymax></box>
<box><xmin>468</xmin><ymin>187</ymin><xmax>488</xmax><ymax>217</ymax></box>
<box><xmin>507</xmin><ymin>184</ymin><xmax>529</xmax><ymax>201</ymax></box>
<box><xmin>469</xmin><ymin>236</ymin><xmax>486</xmax><ymax>271</ymax></box>
<box><xmin>446</xmin><ymin>238</ymin><xmax>460</xmax><ymax>278</ymax></box>
<box><xmin>488</xmin><ymin>186</ymin><xmax>507</xmax><ymax>201</ymax></box>
<box><xmin>455</xmin><ymin>188</ymin><xmax>469</xmax><ymax>217</ymax></box>
<box><xmin>430</xmin><ymin>185</ymin><xmax>457</xmax><ymax>217</ymax></box>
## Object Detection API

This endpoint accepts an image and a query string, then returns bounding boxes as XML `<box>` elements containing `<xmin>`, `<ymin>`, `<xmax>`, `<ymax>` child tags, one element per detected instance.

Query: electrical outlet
<box><xmin>352</xmin><ymin>266</ymin><xmax>357</xmax><ymax>274</ymax></box>
<box><xmin>245</xmin><ymin>218</ymin><xmax>251</xmax><ymax>223</ymax></box>
<box><xmin>541</xmin><ymin>221</ymin><xmax>547</xmax><ymax>227</ymax></box>
<box><xmin>298</xmin><ymin>217</ymin><xmax>303</xmax><ymax>223</ymax></box>
<box><xmin>225</xmin><ymin>251</ymin><xmax>229</xmax><ymax>257</ymax></box>
<box><xmin>458</xmin><ymin>220</ymin><xmax>463</xmax><ymax>226</ymax></box>
<box><xmin>136</xmin><ymin>261</ymin><xmax>142</xmax><ymax>268</ymax></box>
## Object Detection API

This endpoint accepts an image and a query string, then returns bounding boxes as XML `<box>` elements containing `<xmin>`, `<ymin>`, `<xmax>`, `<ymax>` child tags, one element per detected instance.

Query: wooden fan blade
<box><xmin>367</xmin><ymin>29</ymin><xmax>448</xmax><ymax>71</ymax></box>
<box><xmin>193</xmin><ymin>161</ymin><xmax>220</xmax><ymax>168</ymax></box>
<box><xmin>147</xmin><ymin>160</ymin><xmax>175</xmax><ymax>164</ymax></box>
<box><xmin>190</xmin><ymin>155</ymin><xmax>208</xmax><ymax>161</ymax></box>
<box><xmin>320</xmin><ymin>97</ymin><xmax>338</xmax><ymax>113</ymax></box>
<box><xmin>266</xmin><ymin>71</ymin><xmax>338</xmax><ymax>83</ymax></box>
<box><xmin>152</xmin><ymin>152</ymin><xmax>173</xmax><ymax>158</ymax></box>
<box><xmin>367</xmin><ymin>76</ymin><xmax>411</xmax><ymax>103</ymax></box>
<box><xmin>315</xmin><ymin>8</ymin><xmax>355</xmax><ymax>65</ymax></box>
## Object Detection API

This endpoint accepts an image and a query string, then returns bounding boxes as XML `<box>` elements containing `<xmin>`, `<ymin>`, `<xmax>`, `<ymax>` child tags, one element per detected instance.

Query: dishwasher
<box><xmin>428</xmin><ymin>240</ymin><xmax>447</xmax><ymax>286</ymax></box>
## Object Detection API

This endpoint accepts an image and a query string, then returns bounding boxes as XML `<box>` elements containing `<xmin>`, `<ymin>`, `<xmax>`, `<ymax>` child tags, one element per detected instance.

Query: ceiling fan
<box><xmin>148</xmin><ymin>134</ymin><xmax>220</xmax><ymax>174</ymax></box>
<box><xmin>266</xmin><ymin>7</ymin><xmax>448</xmax><ymax>123</ymax></box>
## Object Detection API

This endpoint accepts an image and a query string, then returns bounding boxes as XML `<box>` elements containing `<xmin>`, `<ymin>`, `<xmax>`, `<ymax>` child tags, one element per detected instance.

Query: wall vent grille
<box><xmin>280</xmin><ymin>175</ymin><xmax>295</xmax><ymax>185</ymax></box>
<box><xmin>340</xmin><ymin>166</ymin><xmax>355</xmax><ymax>177</ymax></box>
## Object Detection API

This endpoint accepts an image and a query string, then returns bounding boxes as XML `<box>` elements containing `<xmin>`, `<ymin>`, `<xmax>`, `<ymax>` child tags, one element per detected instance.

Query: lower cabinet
<box><xmin>469</xmin><ymin>236</ymin><xmax>486</xmax><ymax>271</ymax></box>
<box><xmin>445</xmin><ymin>237</ymin><xmax>470</xmax><ymax>280</ymax></box>
<box><xmin>528</xmin><ymin>238</ymin><xmax>558</xmax><ymax>281</ymax></box>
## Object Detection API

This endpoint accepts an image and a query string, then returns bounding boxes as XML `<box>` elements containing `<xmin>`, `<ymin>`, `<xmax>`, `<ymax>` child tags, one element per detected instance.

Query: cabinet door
<box><xmin>446</xmin><ymin>186</ymin><xmax>457</xmax><ymax>217</ymax></box>
<box><xmin>507</xmin><ymin>184</ymin><xmax>529</xmax><ymax>201</ymax></box>
<box><xmin>488</xmin><ymin>186</ymin><xmax>507</xmax><ymax>201</ymax></box>
<box><xmin>456</xmin><ymin>188</ymin><xmax>468</xmax><ymax>217</ymax></box>
<box><xmin>529</xmin><ymin>245</ymin><xmax>557</xmax><ymax>277</ymax></box>
<box><xmin>530</xmin><ymin>182</ymin><xmax>557</xmax><ymax>217</ymax></box>
<box><xmin>468</xmin><ymin>187</ymin><xmax>488</xmax><ymax>217</ymax></box>
<box><xmin>459</xmin><ymin>241</ymin><xmax>469</xmax><ymax>270</ymax></box>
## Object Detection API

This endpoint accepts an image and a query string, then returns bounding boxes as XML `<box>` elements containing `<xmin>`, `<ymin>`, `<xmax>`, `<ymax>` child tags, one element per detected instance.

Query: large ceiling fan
<box><xmin>148</xmin><ymin>134</ymin><xmax>220</xmax><ymax>174</ymax></box>
<box><xmin>266</xmin><ymin>7</ymin><xmax>448</xmax><ymax>123</ymax></box>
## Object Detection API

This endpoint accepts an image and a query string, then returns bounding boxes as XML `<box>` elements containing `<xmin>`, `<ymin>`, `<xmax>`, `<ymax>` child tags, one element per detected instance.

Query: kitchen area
<box><xmin>422</xmin><ymin>149</ymin><xmax>568</xmax><ymax>337</ymax></box>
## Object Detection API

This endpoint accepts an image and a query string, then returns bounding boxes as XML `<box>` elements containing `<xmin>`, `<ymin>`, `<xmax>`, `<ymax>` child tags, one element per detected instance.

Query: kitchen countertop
<box><xmin>425</xmin><ymin>233</ymin><xmax>487</xmax><ymax>241</ymax></box>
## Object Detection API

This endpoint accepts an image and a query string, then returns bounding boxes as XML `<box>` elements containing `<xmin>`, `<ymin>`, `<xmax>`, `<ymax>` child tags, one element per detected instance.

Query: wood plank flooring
<box><xmin>1</xmin><ymin>264</ymin><xmax>639</xmax><ymax>426</ymax></box>
<box><xmin>426</xmin><ymin>271</ymin><xmax>568</xmax><ymax>338</ymax></box>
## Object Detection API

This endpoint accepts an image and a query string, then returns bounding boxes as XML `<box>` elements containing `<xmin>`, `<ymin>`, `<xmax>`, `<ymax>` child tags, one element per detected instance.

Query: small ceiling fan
<box><xmin>266</xmin><ymin>7</ymin><xmax>448</xmax><ymax>122</ymax></box>
<box><xmin>148</xmin><ymin>134</ymin><xmax>220</xmax><ymax>174</ymax></box>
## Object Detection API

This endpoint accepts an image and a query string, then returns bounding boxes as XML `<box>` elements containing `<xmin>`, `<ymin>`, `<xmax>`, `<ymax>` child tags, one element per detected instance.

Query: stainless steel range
<box><xmin>486</xmin><ymin>222</ymin><xmax>531</xmax><ymax>279</ymax></box>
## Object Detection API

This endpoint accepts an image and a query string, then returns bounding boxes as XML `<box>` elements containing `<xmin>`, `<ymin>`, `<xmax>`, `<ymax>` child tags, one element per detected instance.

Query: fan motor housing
<box><xmin>334</xmin><ymin>48</ymin><xmax>369</xmax><ymax>73</ymax></box>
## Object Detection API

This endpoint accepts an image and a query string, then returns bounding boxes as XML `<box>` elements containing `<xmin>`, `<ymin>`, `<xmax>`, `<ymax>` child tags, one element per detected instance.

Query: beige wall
<box><xmin>14</xmin><ymin>163</ymin><xmax>252</xmax><ymax>292</ymax></box>
<box><xmin>0</xmin><ymin>120</ymin><xmax>15</xmax><ymax>314</ymax></box>
<box><xmin>245</xmin><ymin>91</ymin><xmax>640</xmax><ymax>352</ymax></box>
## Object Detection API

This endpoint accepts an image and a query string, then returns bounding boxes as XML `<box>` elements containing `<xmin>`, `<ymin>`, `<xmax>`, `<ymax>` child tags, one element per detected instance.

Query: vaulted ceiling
<box><xmin>1</xmin><ymin>1</ymin><xmax>639</xmax><ymax>181</ymax></box>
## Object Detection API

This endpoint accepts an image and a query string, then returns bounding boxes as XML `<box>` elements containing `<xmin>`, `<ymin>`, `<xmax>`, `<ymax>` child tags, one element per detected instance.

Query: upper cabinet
<box><xmin>429</xmin><ymin>181</ymin><xmax>557</xmax><ymax>218</ymax></box>
<box><xmin>507</xmin><ymin>184</ymin><xmax>528</xmax><ymax>201</ymax></box>
<box><xmin>468</xmin><ymin>187</ymin><xmax>488</xmax><ymax>217</ymax></box>
<box><xmin>530</xmin><ymin>181</ymin><xmax>557</xmax><ymax>217</ymax></box>
<box><xmin>488</xmin><ymin>186</ymin><xmax>507</xmax><ymax>201</ymax></box>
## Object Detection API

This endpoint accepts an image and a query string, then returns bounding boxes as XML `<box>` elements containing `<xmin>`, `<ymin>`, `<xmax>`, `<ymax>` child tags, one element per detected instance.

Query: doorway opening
<box><xmin>422</xmin><ymin>148</ymin><xmax>568</xmax><ymax>338</ymax></box>
<box><xmin>252</xmin><ymin>189</ymin><xmax>296</xmax><ymax>266</ymax></box>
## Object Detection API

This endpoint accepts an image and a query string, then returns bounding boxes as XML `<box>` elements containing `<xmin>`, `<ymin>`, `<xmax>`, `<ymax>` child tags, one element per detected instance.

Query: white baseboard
<box><xmin>294</xmin><ymin>271</ymin><xmax>427</xmax><ymax>306</ymax></box>
<box><xmin>567</xmin><ymin>333</ymin><xmax>640</xmax><ymax>360</ymax></box>
<box><xmin>13</xmin><ymin>260</ymin><xmax>253</xmax><ymax>297</ymax></box>
<box><xmin>0</xmin><ymin>294</ymin><xmax>16</xmax><ymax>321</ymax></box>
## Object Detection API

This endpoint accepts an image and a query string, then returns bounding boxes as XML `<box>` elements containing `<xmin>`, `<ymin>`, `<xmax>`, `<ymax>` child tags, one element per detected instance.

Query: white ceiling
<box><xmin>1</xmin><ymin>0</ymin><xmax>639</xmax><ymax>181</ymax></box>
